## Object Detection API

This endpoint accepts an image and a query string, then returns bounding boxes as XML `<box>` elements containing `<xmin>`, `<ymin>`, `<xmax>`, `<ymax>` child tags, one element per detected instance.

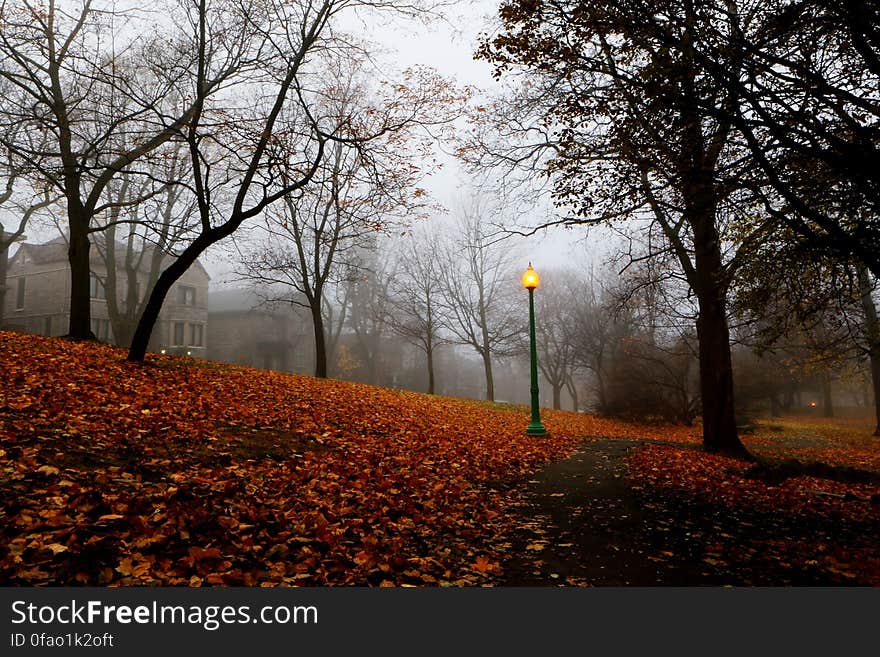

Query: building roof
<box><xmin>13</xmin><ymin>237</ymin><xmax>67</xmax><ymax>265</ymax></box>
<box><xmin>9</xmin><ymin>235</ymin><xmax>210</xmax><ymax>279</ymax></box>
<box><xmin>208</xmin><ymin>288</ymin><xmax>261</xmax><ymax>313</ymax></box>
<box><xmin>208</xmin><ymin>287</ymin><xmax>305</xmax><ymax>315</ymax></box>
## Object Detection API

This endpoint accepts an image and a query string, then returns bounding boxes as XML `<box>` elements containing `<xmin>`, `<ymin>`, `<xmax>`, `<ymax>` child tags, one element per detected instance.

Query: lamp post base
<box><xmin>525</xmin><ymin>422</ymin><xmax>548</xmax><ymax>436</ymax></box>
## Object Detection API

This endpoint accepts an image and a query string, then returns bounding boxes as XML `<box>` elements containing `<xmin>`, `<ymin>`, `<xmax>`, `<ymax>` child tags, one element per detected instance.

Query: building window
<box><xmin>90</xmin><ymin>318</ymin><xmax>110</xmax><ymax>341</ymax></box>
<box><xmin>44</xmin><ymin>316</ymin><xmax>52</xmax><ymax>336</ymax></box>
<box><xmin>89</xmin><ymin>275</ymin><xmax>106</xmax><ymax>300</ymax></box>
<box><xmin>178</xmin><ymin>285</ymin><xmax>196</xmax><ymax>306</ymax></box>
<box><xmin>173</xmin><ymin>322</ymin><xmax>185</xmax><ymax>346</ymax></box>
<box><xmin>189</xmin><ymin>323</ymin><xmax>204</xmax><ymax>347</ymax></box>
<box><xmin>15</xmin><ymin>278</ymin><xmax>25</xmax><ymax>309</ymax></box>
<box><xmin>292</xmin><ymin>345</ymin><xmax>306</xmax><ymax>369</ymax></box>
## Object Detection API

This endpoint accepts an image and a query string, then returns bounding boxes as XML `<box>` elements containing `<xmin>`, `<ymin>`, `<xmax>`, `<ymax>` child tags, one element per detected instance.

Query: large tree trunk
<box><xmin>857</xmin><ymin>265</ymin><xmax>880</xmax><ymax>436</ymax></box>
<box><xmin>310</xmin><ymin>300</ymin><xmax>327</xmax><ymax>378</ymax></box>
<box><xmin>552</xmin><ymin>383</ymin><xmax>561</xmax><ymax>410</ymax></box>
<box><xmin>482</xmin><ymin>350</ymin><xmax>494</xmax><ymax>402</ymax></box>
<box><xmin>821</xmin><ymin>373</ymin><xmax>834</xmax><ymax>418</ymax></box>
<box><xmin>695</xmin><ymin>295</ymin><xmax>743</xmax><ymax>454</ymax></box>
<box><xmin>67</xmin><ymin>214</ymin><xmax>94</xmax><ymax>340</ymax></box>
<box><xmin>128</xmin><ymin>236</ymin><xmax>213</xmax><ymax>361</ymax></box>
<box><xmin>681</xmin><ymin>140</ymin><xmax>747</xmax><ymax>455</ymax></box>
<box><xmin>0</xmin><ymin>236</ymin><xmax>9</xmax><ymax>329</ymax></box>
<box><xmin>689</xmin><ymin>204</ymin><xmax>746</xmax><ymax>455</ymax></box>
<box><xmin>426</xmin><ymin>344</ymin><xmax>435</xmax><ymax>395</ymax></box>
<box><xmin>667</xmin><ymin>44</ymin><xmax>745</xmax><ymax>455</ymax></box>
<box><xmin>128</xmin><ymin>269</ymin><xmax>173</xmax><ymax>361</ymax></box>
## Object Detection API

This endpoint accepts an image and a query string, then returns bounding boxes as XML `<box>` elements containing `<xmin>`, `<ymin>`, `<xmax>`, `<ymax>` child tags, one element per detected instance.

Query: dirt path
<box><xmin>498</xmin><ymin>438</ymin><xmax>857</xmax><ymax>586</ymax></box>
<box><xmin>499</xmin><ymin>438</ymin><xmax>706</xmax><ymax>585</ymax></box>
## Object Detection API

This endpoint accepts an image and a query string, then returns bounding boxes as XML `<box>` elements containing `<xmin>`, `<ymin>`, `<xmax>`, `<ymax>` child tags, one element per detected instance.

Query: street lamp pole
<box><xmin>523</xmin><ymin>264</ymin><xmax>547</xmax><ymax>436</ymax></box>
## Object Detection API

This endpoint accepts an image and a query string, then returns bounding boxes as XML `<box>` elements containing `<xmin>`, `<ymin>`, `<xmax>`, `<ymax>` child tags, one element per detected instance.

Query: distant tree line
<box><xmin>0</xmin><ymin>0</ymin><xmax>464</xmax><ymax>359</ymax></box>
<box><xmin>460</xmin><ymin>0</ymin><xmax>880</xmax><ymax>449</ymax></box>
<box><xmin>1</xmin><ymin>0</ymin><xmax>877</xmax><ymax>447</ymax></box>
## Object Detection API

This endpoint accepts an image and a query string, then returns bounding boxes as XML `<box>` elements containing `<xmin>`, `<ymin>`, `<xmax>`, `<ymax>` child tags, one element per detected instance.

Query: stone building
<box><xmin>206</xmin><ymin>288</ymin><xmax>313</xmax><ymax>373</ymax></box>
<box><xmin>2</xmin><ymin>236</ymin><xmax>209</xmax><ymax>354</ymax></box>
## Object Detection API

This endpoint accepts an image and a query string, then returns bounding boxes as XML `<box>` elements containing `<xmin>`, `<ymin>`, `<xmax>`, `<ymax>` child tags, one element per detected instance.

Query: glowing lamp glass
<box><xmin>522</xmin><ymin>264</ymin><xmax>539</xmax><ymax>290</ymax></box>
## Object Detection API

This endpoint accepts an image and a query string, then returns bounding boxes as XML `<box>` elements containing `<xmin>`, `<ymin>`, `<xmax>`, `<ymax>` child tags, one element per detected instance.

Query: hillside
<box><xmin>1</xmin><ymin>331</ymin><xmax>879</xmax><ymax>585</ymax></box>
<box><xmin>0</xmin><ymin>332</ymin><xmax>587</xmax><ymax>585</ymax></box>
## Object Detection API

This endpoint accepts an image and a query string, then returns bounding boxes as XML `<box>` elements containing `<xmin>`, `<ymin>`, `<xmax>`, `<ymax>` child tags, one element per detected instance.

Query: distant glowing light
<box><xmin>522</xmin><ymin>263</ymin><xmax>539</xmax><ymax>290</ymax></box>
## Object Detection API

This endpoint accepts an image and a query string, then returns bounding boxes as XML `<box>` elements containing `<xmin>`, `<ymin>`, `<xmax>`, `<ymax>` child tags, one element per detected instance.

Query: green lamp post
<box><xmin>522</xmin><ymin>263</ymin><xmax>548</xmax><ymax>436</ymax></box>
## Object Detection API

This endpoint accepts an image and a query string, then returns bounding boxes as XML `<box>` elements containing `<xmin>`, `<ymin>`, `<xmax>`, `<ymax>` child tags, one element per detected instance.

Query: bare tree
<box><xmin>93</xmin><ymin>148</ymin><xmax>198</xmax><ymax>346</ymax></box>
<box><xmin>564</xmin><ymin>269</ymin><xmax>627</xmax><ymax>412</ymax></box>
<box><xmin>0</xmin><ymin>144</ymin><xmax>58</xmax><ymax>327</ymax></box>
<box><xmin>525</xmin><ymin>269</ymin><xmax>578</xmax><ymax>410</ymax></box>
<box><xmin>345</xmin><ymin>247</ymin><xmax>394</xmax><ymax>385</ymax></box>
<box><xmin>322</xmin><ymin>272</ymin><xmax>354</xmax><ymax>375</ymax></box>
<box><xmin>439</xmin><ymin>196</ymin><xmax>521</xmax><ymax>401</ymax></box>
<box><xmin>0</xmin><ymin>0</ymin><xmax>253</xmax><ymax>339</ymax></box>
<box><xmin>127</xmin><ymin>1</ymin><xmax>464</xmax><ymax>362</ymax></box>
<box><xmin>237</xmin><ymin>144</ymin><xmax>385</xmax><ymax>378</ymax></box>
<box><xmin>235</xmin><ymin>58</ymin><xmax>449</xmax><ymax>377</ymax></box>
<box><xmin>384</xmin><ymin>227</ymin><xmax>447</xmax><ymax>393</ymax></box>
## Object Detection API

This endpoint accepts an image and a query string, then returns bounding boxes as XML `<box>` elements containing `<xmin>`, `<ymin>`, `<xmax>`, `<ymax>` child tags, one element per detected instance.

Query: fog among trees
<box><xmin>2</xmin><ymin>0</ymin><xmax>878</xmax><ymax>446</ymax></box>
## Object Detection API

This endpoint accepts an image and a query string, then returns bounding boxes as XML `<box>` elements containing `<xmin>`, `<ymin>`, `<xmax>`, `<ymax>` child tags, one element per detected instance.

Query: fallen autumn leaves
<box><xmin>627</xmin><ymin>441</ymin><xmax>880</xmax><ymax>585</ymax></box>
<box><xmin>1</xmin><ymin>332</ymin><xmax>585</xmax><ymax>586</ymax></box>
<box><xmin>2</xmin><ymin>332</ymin><xmax>879</xmax><ymax>586</ymax></box>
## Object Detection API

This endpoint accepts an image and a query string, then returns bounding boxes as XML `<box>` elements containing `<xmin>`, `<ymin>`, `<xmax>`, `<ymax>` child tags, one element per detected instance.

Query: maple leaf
<box><xmin>471</xmin><ymin>556</ymin><xmax>498</xmax><ymax>574</ymax></box>
<box><xmin>353</xmin><ymin>550</ymin><xmax>372</xmax><ymax>566</ymax></box>
<box><xmin>188</xmin><ymin>546</ymin><xmax>223</xmax><ymax>560</ymax></box>
<box><xmin>116</xmin><ymin>558</ymin><xmax>135</xmax><ymax>576</ymax></box>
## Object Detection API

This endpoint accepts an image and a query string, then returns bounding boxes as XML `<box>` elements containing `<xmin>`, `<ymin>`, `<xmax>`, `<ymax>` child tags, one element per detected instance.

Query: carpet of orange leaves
<box><xmin>626</xmin><ymin>418</ymin><xmax>880</xmax><ymax>584</ymax></box>
<box><xmin>1</xmin><ymin>332</ymin><xmax>591</xmax><ymax>586</ymax></box>
<box><xmin>2</xmin><ymin>331</ymin><xmax>878</xmax><ymax>586</ymax></box>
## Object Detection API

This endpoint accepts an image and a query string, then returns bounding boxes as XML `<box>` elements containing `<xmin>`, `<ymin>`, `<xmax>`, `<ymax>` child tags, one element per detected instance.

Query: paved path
<box><xmin>497</xmin><ymin>438</ymin><xmax>859</xmax><ymax>586</ymax></box>
<box><xmin>500</xmin><ymin>439</ymin><xmax>707</xmax><ymax>585</ymax></box>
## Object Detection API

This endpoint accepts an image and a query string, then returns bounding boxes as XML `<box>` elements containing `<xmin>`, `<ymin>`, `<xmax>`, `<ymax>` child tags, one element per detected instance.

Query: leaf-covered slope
<box><xmin>0</xmin><ymin>332</ymin><xmax>585</xmax><ymax>585</ymax></box>
<box><xmin>3</xmin><ymin>332</ymin><xmax>878</xmax><ymax>586</ymax></box>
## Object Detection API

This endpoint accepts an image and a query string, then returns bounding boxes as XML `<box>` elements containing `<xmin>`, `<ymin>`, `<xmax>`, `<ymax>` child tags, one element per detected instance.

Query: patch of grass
<box><xmin>736</xmin><ymin>416</ymin><xmax>757</xmax><ymax>435</ymax></box>
<box><xmin>470</xmin><ymin>400</ymin><xmax>527</xmax><ymax>413</ymax></box>
<box><xmin>743</xmin><ymin>458</ymin><xmax>880</xmax><ymax>486</ymax></box>
<box><xmin>215</xmin><ymin>423</ymin><xmax>325</xmax><ymax>462</ymax></box>
<box><xmin>762</xmin><ymin>423</ymin><xmax>785</xmax><ymax>432</ymax></box>
<box><xmin>145</xmin><ymin>356</ymin><xmax>242</xmax><ymax>373</ymax></box>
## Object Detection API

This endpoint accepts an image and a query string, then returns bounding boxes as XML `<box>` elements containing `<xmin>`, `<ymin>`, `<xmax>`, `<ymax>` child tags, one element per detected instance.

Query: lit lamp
<box><xmin>522</xmin><ymin>263</ymin><xmax>548</xmax><ymax>436</ymax></box>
